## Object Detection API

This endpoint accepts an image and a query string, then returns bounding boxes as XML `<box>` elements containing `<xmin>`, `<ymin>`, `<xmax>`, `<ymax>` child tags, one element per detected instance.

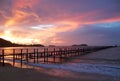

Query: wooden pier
<box><xmin>0</xmin><ymin>46</ymin><xmax>112</xmax><ymax>67</ymax></box>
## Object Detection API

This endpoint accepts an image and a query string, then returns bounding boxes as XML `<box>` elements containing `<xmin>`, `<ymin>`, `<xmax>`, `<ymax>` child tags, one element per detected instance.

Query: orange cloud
<box><xmin>51</xmin><ymin>38</ymin><xmax>65</xmax><ymax>44</ymax></box>
<box><xmin>4</xmin><ymin>0</ymin><xmax>40</xmax><ymax>27</ymax></box>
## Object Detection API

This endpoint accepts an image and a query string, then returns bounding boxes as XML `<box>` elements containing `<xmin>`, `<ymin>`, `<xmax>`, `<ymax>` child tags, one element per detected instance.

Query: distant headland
<box><xmin>0</xmin><ymin>38</ymin><xmax>44</xmax><ymax>47</ymax></box>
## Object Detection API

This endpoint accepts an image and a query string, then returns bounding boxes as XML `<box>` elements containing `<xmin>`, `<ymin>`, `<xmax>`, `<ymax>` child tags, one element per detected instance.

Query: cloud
<box><xmin>0</xmin><ymin>0</ymin><xmax>120</xmax><ymax>45</ymax></box>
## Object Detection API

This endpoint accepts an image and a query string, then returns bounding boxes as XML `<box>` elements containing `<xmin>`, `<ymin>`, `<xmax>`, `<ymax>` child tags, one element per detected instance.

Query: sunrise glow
<box><xmin>0</xmin><ymin>0</ymin><xmax>120</xmax><ymax>46</ymax></box>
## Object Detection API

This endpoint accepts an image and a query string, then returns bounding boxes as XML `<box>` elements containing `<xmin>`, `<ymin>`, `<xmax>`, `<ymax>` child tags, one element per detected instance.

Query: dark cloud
<box><xmin>31</xmin><ymin>0</ymin><xmax>120</xmax><ymax>25</ymax></box>
<box><xmin>1</xmin><ymin>0</ymin><xmax>120</xmax><ymax>25</ymax></box>
<box><xmin>0</xmin><ymin>0</ymin><xmax>14</xmax><ymax>15</ymax></box>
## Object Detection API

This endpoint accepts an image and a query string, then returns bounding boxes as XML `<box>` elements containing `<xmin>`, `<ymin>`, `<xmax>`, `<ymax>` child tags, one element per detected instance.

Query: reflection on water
<box><xmin>0</xmin><ymin>46</ymin><xmax>82</xmax><ymax>64</ymax></box>
<box><xmin>0</xmin><ymin>46</ymin><xmax>86</xmax><ymax>78</ymax></box>
<box><xmin>1</xmin><ymin>46</ymin><xmax>117</xmax><ymax>78</ymax></box>
<box><xmin>0</xmin><ymin>46</ymin><xmax>100</xmax><ymax>78</ymax></box>
<box><xmin>4</xmin><ymin>60</ymin><xmax>80</xmax><ymax>78</ymax></box>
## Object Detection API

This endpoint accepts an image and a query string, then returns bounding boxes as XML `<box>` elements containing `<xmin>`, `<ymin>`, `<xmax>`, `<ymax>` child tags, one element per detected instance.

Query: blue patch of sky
<box><xmin>93</xmin><ymin>22</ymin><xmax>120</xmax><ymax>28</ymax></box>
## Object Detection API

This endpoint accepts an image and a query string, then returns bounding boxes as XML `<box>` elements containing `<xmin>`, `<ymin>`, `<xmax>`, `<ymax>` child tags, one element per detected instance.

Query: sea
<box><xmin>0</xmin><ymin>46</ymin><xmax>120</xmax><ymax>78</ymax></box>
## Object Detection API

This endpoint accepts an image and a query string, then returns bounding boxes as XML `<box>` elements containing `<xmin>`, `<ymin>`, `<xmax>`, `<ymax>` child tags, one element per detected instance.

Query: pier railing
<box><xmin>0</xmin><ymin>46</ymin><xmax>113</xmax><ymax>67</ymax></box>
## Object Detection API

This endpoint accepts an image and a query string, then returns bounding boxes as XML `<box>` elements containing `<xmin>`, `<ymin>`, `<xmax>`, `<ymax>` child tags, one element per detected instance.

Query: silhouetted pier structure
<box><xmin>0</xmin><ymin>46</ymin><xmax>112</xmax><ymax>67</ymax></box>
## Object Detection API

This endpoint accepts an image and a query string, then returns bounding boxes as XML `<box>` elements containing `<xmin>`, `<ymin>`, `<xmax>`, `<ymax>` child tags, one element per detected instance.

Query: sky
<box><xmin>0</xmin><ymin>0</ymin><xmax>120</xmax><ymax>46</ymax></box>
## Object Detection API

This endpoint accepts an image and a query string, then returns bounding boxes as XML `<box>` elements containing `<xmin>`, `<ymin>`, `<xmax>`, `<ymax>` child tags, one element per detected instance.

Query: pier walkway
<box><xmin>0</xmin><ymin>46</ymin><xmax>113</xmax><ymax>67</ymax></box>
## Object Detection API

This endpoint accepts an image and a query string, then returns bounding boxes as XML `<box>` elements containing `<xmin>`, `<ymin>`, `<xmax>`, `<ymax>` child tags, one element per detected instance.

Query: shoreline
<box><xmin>0</xmin><ymin>47</ymin><xmax>120</xmax><ymax>81</ymax></box>
<box><xmin>1</xmin><ymin>63</ymin><xmax>120</xmax><ymax>81</ymax></box>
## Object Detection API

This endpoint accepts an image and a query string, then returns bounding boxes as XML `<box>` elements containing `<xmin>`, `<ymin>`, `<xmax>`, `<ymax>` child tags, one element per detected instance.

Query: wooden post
<box><xmin>26</xmin><ymin>49</ymin><xmax>28</xmax><ymax>63</ymax></box>
<box><xmin>59</xmin><ymin>48</ymin><xmax>62</xmax><ymax>63</ymax></box>
<box><xmin>33</xmin><ymin>49</ymin><xmax>36</xmax><ymax>63</ymax></box>
<box><xmin>72</xmin><ymin>48</ymin><xmax>74</xmax><ymax>56</ymax></box>
<box><xmin>83</xmin><ymin>48</ymin><xmax>85</xmax><ymax>55</ymax></box>
<box><xmin>53</xmin><ymin>48</ymin><xmax>56</xmax><ymax>63</ymax></box>
<box><xmin>44</xmin><ymin>48</ymin><xmax>46</xmax><ymax>63</ymax></box>
<box><xmin>40</xmin><ymin>51</ymin><xmax>42</xmax><ymax>57</ymax></box>
<box><xmin>37</xmin><ymin>49</ymin><xmax>39</xmax><ymax>63</ymax></box>
<box><xmin>13</xmin><ymin>49</ymin><xmax>15</xmax><ymax>66</ymax></box>
<box><xmin>64</xmin><ymin>48</ymin><xmax>67</xmax><ymax>58</ymax></box>
<box><xmin>2</xmin><ymin>50</ymin><xmax>4</xmax><ymax>66</ymax></box>
<box><xmin>74</xmin><ymin>48</ymin><xmax>75</xmax><ymax>56</ymax></box>
<box><xmin>74</xmin><ymin>48</ymin><xmax>76</xmax><ymax>56</ymax></box>
<box><xmin>76</xmin><ymin>48</ymin><xmax>78</xmax><ymax>55</ymax></box>
<box><xmin>69</xmin><ymin>48</ymin><xmax>70</xmax><ymax>56</ymax></box>
<box><xmin>46</xmin><ymin>48</ymin><xmax>48</xmax><ymax>63</ymax></box>
<box><xmin>20</xmin><ymin>49</ymin><xmax>23</xmax><ymax>67</ymax></box>
<box><xmin>65</xmin><ymin>48</ymin><xmax>68</xmax><ymax>57</ymax></box>
<box><xmin>78</xmin><ymin>48</ymin><xmax>79</xmax><ymax>55</ymax></box>
<box><xmin>70</xmin><ymin>48</ymin><xmax>72</xmax><ymax>56</ymax></box>
<box><xmin>65</xmin><ymin>48</ymin><xmax>67</xmax><ymax>57</ymax></box>
<box><xmin>0</xmin><ymin>50</ymin><xmax>2</xmax><ymax>63</ymax></box>
<box><xmin>79</xmin><ymin>48</ymin><xmax>81</xmax><ymax>55</ymax></box>
<box><xmin>67</xmin><ymin>48</ymin><xmax>70</xmax><ymax>57</ymax></box>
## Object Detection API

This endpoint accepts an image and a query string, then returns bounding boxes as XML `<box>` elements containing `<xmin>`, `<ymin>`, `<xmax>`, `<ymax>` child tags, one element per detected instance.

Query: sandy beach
<box><xmin>1</xmin><ymin>65</ymin><xmax>120</xmax><ymax>81</ymax></box>
<box><xmin>0</xmin><ymin>47</ymin><xmax>120</xmax><ymax>81</ymax></box>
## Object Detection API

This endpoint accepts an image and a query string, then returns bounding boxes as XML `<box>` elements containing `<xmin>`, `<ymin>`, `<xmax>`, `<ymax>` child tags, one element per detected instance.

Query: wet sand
<box><xmin>0</xmin><ymin>64</ymin><xmax>120</xmax><ymax>81</ymax></box>
<box><xmin>0</xmin><ymin>63</ymin><xmax>120</xmax><ymax>81</ymax></box>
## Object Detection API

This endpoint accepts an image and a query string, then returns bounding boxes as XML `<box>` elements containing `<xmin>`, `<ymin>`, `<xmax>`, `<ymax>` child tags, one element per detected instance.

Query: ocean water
<box><xmin>1</xmin><ymin>46</ymin><xmax>120</xmax><ymax>78</ymax></box>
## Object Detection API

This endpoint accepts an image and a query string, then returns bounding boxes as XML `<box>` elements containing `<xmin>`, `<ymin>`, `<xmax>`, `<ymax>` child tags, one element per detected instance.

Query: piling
<box><xmin>36</xmin><ymin>49</ymin><xmax>39</xmax><ymax>63</ymax></box>
<box><xmin>43</xmin><ymin>48</ymin><xmax>46</xmax><ymax>63</ymax></box>
<box><xmin>53</xmin><ymin>48</ymin><xmax>56</xmax><ymax>63</ymax></box>
<box><xmin>20</xmin><ymin>49</ymin><xmax>23</xmax><ymax>67</ymax></box>
<box><xmin>13</xmin><ymin>49</ymin><xmax>15</xmax><ymax>66</ymax></box>
<box><xmin>0</xmin><ymin>46</ymin><xmax>112</xmax><ymax>66</ymax></box>
<box><xmin>33</xmin><ymin>49</ymin><xmax>36</xmax><ymax>63</ymax></box>
<box><xmin>26</xmin><ymin>49</ymin><xmax>29</xmax><ymax>63</ymax></box>
<box><xmin>2</xmin><ymin>50</ymin><xmax>4</xmax><ymax>66</ymax></box>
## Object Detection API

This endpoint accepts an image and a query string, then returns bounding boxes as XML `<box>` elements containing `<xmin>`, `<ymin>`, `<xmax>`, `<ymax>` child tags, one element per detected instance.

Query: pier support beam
<box><xmin>2</xmin><ymin>50</ymin><xmax>4</xmax><ymax>66</ymax></box>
